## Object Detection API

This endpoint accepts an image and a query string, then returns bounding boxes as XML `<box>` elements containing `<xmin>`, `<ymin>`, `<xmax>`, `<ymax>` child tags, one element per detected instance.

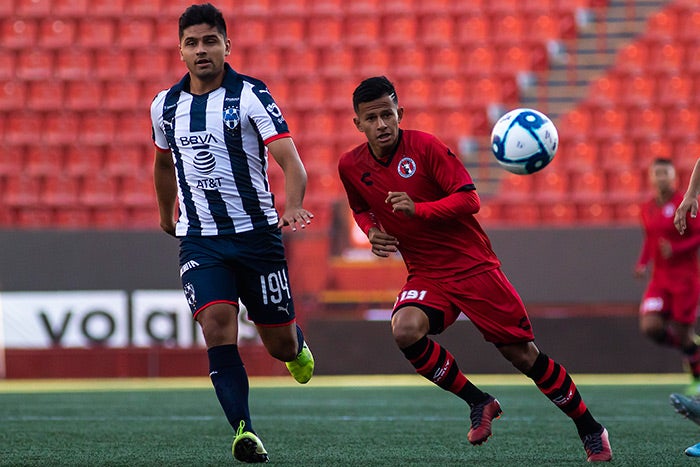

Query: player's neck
<box><xmin>655</xmin><ymin>189</ymin><xmax>674</xmax><ymax>204</ymax></box>
<box><xmin>188</xmin><ymin>73</ymin><xmax>224</xmax><ymax>95</ymax></box>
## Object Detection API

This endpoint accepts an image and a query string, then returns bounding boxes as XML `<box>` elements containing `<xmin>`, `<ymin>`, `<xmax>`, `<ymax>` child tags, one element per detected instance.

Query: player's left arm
<box><xmin>267</xmin><ymin>137</ymin><xmax>313</xmax><ymax>231</ymax></box>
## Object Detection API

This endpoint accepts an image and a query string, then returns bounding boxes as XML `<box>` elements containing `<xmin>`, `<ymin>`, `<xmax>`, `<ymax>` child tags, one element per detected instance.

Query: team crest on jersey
<box><xmin>397</xmin><ymin>157</ymin><xmax>417</xmax><ymax>178</ymax></box>
<box><xmin>663</xmin><ymin>203</ymin><xmax>675</xmax><ymax>218</ymax></box>
<box><xmin>223</xmin><ymin>106</ymin><xmax>239</xmax><ymax>130</ymax></box>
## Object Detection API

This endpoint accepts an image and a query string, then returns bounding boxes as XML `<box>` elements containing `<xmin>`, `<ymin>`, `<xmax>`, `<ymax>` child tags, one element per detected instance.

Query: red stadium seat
<box><xmin>268</xmin><ymin>15</ymin><xmax>305</xmax><ymax>47</ymax></box>
<box><xmin>55</xmin><ymin>50</ymin><xmax>92</xmax><ymax>81</ymax></box>
<box><xmin>79</xmin><ymin>112</ymin><xmax>117</xmax><ymax>145</ymax></box>
<box><xmin>124</xmin><ymin>0</ymin><xmax>162</xmax><ymax>17</ymax></box>
<box><xmin>344</xmin><ymin>15</ymin><xmax>380</xmax><ymax>47</ymax></box>
<box><xmin>345</xmin><ymin>0</ymin><xmax>379</xmax><ymax>14</ymax></box>
<box><xmin>381</xmin><ymin>14</ymin><xmax>418</xmax><ymax>47</ymax></box>
<box><xmin>5</xmin><ymin>113</ymin><xmax>39</xmax><ymax>145</ymax></box>
<box><xmin>4</xmin><ymin>174</ymin><xmax>42</xmax><ymax>208</ymax></box>
<box><xmin>432</xmin><ymin>78</ymin><xmax>467</xmax><ymax>110</ymax></box>
<box><xmin>647</xmin><ymin>42</ymin><xmax>683</xmax><ymax>75</ymax></box>
<box><xmin>586</xmin><ymin>76</ymin><xmax>619</xmax><ymax>107</ymax></box>
<box><xmin>52</xmin><ymin>0</ymin><xmax>89</xmax><ymax>17</ymax></box>
<box><xmin>87</xmin><ymin>0</ymin><xmax>125</xmax><ymax>16</ymax></box>
<box><xmin>54</xmin><ymin>207</ymin><xmax>92</xmax><ymax>228</ymax></box>
<box><xmin>318</xmin><ymin>46</ymin><xmax>354</xmax><ymax>78</ymax></box>
<box><xmin>427</xmin><ymin>46</ymin><xmax>461</xmax><ymax>78</ymax></box>
<box><xmin>397</xmin><ymin>79</ymin><xmax>430</xmax><ymax>109</ymax></box>
<box><xmin>591</xmin><ymin>108</ymin><xmax>627</xmax><ymax>141</ymax></box>
<box><xmin>0</xmin><ymin>53</ymin><xmax>14</xmax><ymax>81</ymax></box>
<box><xmin>43</xmin><ymin>113</ymin><xmax>80</xmax><ymax>145</ymax></box>
<box><xmin>310</xmin><ymin>0</ymin><xmax>342</xmax><ymax>15</ymax></box>
<box><xmin>42</xmin><ymin>174</ymin><xmax>81</xmax><ymax>208</ymax></box>
<box><xmin>131</xmin><ymin>49</ymin><xmax>170</xmax><ymax>81</ymax></box>
<box><xmin>491</xmin><ymin>15</ymin><xmax>525</xmax><ymax>47</ymax></box>
<box><xmin>560</xmin><ymin>139</ymin><xmax>598</xmax><ymax>173</ymax></box>
<box><xmin>392</xmin><ymin>45</ymin><xmax>427</xmax><ymax>79</ymax></box>
<box><xmin>607</xmin><ymin>168</ymin><xmax>643</xmax><ymax>201</ymax></box>
<box><xmin>1</xmin><ymin>19</ymin><xmax>38</xmax><ymax>50</ymax></box>
<box><xmin>64</xmin><ymin>144</ymin><xmax>104</xmax><ymax>176</ymax></box>
<box><xmin>307</xmin><ymin>14</ymin><xmax>343</xmax><ymax>48</ymax></box>
<box><xmin>536</xmin><ymin>169</ymin><xmax>570</xmax><ymax>201</ymax></box>
<box><xmin>94</xmin><ymin>49</ymin><xmax>130</xmax><ymax>80</ymax></box>
<box><xmin>0</xmin><ymin>146</ymin><xmax>25</xmax><ymax>176</ymax></box>
<box><xmin>120</xmin><ymin>173</ymin><xmax>156</xmax><ymax>207</ymax></box>
<box><xmin>601</xmin><ymin>139</ymin><xmax>635</xmax><ymax>171</ymax></box>
<box><xmin>227</xmin><ymin>16</ymin><xmax>266</xmax><ymax>48</ymax></box>
<box><xmin>353</xmin><ymin>45</ymin><xmax>391</xmax><ymax>79</ymax></box>
<box><xmin>468</xmin><ymin>77</ymin><xmax>502</xmax><ymax>107</ymax></box>
<box><xmin>526</xmin><ymin>14</ymin><xmax>561</xmax><ymax>43</ymax></box>
<box><xmin>103</xmin><ymin>80</ymin><xmax>140</xmax><ymax>111</ymax></box>
<box><xmin>628</xmin><ymin>107</ymin><xmax>664</xmax><ymax>140</ymax></box>
<box><xmin>64</xmin><ymin>80</ymin><xmax>102</xmax><ymax>111</ymax></box>
<box><xmin>26</xmin><ymin>81</ymin><xmax>64</xmax><ymax>111</ymax></box>
<box><xmin>104</xmin><ymin>144</ymin><xmax>144</xmax><ymax>176</ymax></box>
<box><xmin>242</xmin><ymin>45</ymin><xmax>281</xmax><ymax>79</ymax></box>
<box><xmin>571</xmin><ymin>171</ymin><xmax>606</xmax><ymax>199</ymax></box>
<box><xmin>678</xmin><ymin>10</ymin><xmax>700</xmax><ymax>42</ymax></box>
<box><xmin>613</xmin><ymin>43</ymin><xmax>648</xmax><ymax>75</ymax></box>
<box><xmin>667</xmin><ymin>107</ymin><xmax>700</xmax><ymax>142</ymax></box>
<box><xmin>282</xmin><ymin>46</ymin><xmax>318</xmax><ymax>79</ymax></box>
<box><xmin>116</xmin><ymin>19</ymin><xmax>154</xmax><ymax>50</ymax></box>
<box><xmin>38</xmin><ymin>19</ymin><xmax>76</xmax><ymax>49</ymax></box>
<box><xmin>0</xmin><ymin>81</ymin><xmax>27</xmax><ymax>111</ymax></box>
<box><xmin>455</xmin><ymin>15</ymin><xmax>490</xmax><ymax>45</ymax></box>
<box><xmin>645</xmin><ymin>10</ymin><xmax>677</xmax><ymax>43</ymax></box>
<box><xmin>15</xmin><ymin>0</ymin><xmax>52</xmax><ymax>17</ymax></box>
<box><xmin>77</xmin><ymin>18</ymin><xmax>116</xmax><ymax>48</ymax></box>
<box><xmin>16</xmin><ymin>50</ymin><xmax>53</xmax><ymax>81</ymax></box>
<box><xmin>418</xmin><ymin>14</ymin><xmax>455</xmax><ymax>47</ymax></box>
<box><xmin>461</xmin><ymin>45</ymin><xmax>496</xmax><ymax>77</ymax></box>
<box><xmin>80</xmin><ymin>173</ymin><xmax>119</xmax><ymax>207</ymax></box>
<box><xmin>657</xmin><ymin>74</ymin><xmax>693</xmax><ymax>108</ymax></box>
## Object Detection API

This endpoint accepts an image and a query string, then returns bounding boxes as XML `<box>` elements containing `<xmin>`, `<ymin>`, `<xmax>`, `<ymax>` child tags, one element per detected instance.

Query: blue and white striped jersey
<box><xmin>151</xmin><ymin>63</ymin><xmax>290</xmax><ymax>237</ymax></box>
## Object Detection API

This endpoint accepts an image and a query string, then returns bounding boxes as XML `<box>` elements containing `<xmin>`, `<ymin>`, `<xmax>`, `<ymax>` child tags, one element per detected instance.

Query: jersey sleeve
<box><xmin>150</xmin><ymin>91</ymin><xmax>169</xmax><ymax>152</ymax></box>
<box><xmin>243</xmin><ymin>81</ymin><xmax>291</xmax><ymax>144</ymax></box>
<box><xmin>425</xmin><ymin>134</ymin><xmax>474</xmax><ymax>193</ymax></box>
<box><xmin>338</xmin><ymin>156</ymin><xmax>380</xmax><ymax>235</ymax></box>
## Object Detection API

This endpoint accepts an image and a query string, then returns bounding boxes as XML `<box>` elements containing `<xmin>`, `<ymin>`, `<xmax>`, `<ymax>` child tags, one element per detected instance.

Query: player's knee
<box><xmin>640</xmin><ymin>322</ymin><xmax>665</xmax><ymax>343</ymax></box>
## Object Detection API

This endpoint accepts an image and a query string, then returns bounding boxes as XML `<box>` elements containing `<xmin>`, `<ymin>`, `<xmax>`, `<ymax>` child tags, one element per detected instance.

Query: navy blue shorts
<box><xmin>178</xmin><ymin>226</ymin><xmax>296</xmax><ymax>326</ymax></box>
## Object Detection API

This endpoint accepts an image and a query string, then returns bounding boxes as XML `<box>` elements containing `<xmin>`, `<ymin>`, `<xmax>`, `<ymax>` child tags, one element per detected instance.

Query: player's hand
<box><xmin>368</xmin><ymin>227</ymin><xmax>399</xmax><ymax>258</ymax></box>
<box><xmin>633</xmin><ymin>264</ymin><xmax>646</xmax><ymax>279</ymax></box>
<box><xmin>675</xmin><ymin>197</ymin><xmax>698</xmax><ymax>235</ymax></box>
<box><xmin>160</xmin><ymin>219</ymin><xmax>176</xmax><ymax>237</ymax></box>
<box><xmin>659</xmin><ymin>238</ymin><xmax>673</xmax><ymax>259</ymax></box>
<box><xmin>385</xmin><ymin>191</ymin><xmax>415</xmax><ymax>217</ymax></box>
<box><xmin>278</xmin><ymin>207</ymin><xmax>314</xmax><ymax>231</ymax></box>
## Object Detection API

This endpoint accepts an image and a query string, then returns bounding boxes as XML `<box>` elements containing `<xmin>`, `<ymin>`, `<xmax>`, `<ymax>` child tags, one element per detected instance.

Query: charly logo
<box><xmin>194</xmin><ymin>151</ymin><xmax>216</xmax><ymax>174</ymax></box>
<box><xmin>223</xmin><ymin>106</ymin><xmax>239</xmax><ymax>130</ymax></box>
<box><xmin>397</xmin><ymin>157</ymin><xmax>417</xmax><ymax>178</ymax></box>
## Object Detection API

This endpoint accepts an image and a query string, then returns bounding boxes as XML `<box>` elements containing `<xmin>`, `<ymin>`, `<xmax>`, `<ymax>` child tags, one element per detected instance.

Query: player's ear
<box><xmin>353</xmin><ymin>116</ymin><xmax>362</xmax><ymax>132</ymax></box>
<box><xmin>224</xmin><ymin>38</ymin><xmax>231</xmax><ymax>56</ymax></box>
<box><xmin>397</xmin><ymin>107</ymin><xmax>404</xmax><ymax>123</ymax></box>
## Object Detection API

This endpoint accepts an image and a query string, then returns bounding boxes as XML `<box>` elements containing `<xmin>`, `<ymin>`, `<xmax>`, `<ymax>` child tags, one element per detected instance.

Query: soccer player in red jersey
<box><xmin>338</xmin><ymin>76</ymin><xmax>612</xmax><ymax>462</ymax></box>
<box><xmin>636</xmin><ymin>158</ymin><xmax>700</xmax><ymax>393</ymax></box>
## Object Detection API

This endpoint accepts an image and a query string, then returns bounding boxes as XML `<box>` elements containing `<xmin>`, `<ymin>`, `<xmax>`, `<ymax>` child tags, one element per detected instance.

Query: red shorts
<box><xmin>640</xmin><ymin>275</ymin><xmax>700</xmax><ymax>325</ymax></box>
<box><xmin>392</xmin><ymin>268</ymin><xmax>535</xmax><ymax>345</ymax></box>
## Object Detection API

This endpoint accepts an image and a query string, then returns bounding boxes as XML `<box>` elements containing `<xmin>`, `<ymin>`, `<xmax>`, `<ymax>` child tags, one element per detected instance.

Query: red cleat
<box><xmin>582</xmin><ymin>427</ymin><xmax>612</xmax><ymax>462</ymax></box>
<box><xmin>467</xmin><ymin>396</ymin><xmax>502</xmax><ymax>445</ymax></box>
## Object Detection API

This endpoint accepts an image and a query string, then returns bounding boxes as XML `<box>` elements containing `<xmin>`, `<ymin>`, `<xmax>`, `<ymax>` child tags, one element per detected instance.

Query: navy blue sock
<box><xmin>208</xmin><ymin>344</ymin><xmax>253</xmax><ymax>433</ymax></box>
<box><xmin>295</xmin><ymin>324</ymin><xmax>305</xmax><ymax>355</ymax></box>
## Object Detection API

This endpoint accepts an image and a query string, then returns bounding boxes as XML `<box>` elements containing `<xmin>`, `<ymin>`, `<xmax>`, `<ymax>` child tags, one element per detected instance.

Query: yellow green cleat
<box><xmin>285</xmin><ymin>341</ymin><xmax>314</xmax><ymax>384</ymax></box>
<box><xmin>232</xmin><ymin>421</ymin><xmax>268</xmax><ymax>463</ymax></box>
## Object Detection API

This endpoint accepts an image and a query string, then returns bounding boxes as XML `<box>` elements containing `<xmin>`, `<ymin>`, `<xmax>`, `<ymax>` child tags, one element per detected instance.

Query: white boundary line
<box><xmin>0</xmin><ymin>373</ymin><xmax>691</xmax><ymax>393</ymax></box>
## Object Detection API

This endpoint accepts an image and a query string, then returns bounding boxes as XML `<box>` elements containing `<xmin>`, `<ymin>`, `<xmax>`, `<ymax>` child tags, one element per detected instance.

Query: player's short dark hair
<box><xmin>178</xmin><ymin>3</ymin><xmax>227</xmax><ymax>40</ymax></box>
<box><xmin>652</xmin><ymin>157</ymin><xmax>673</xmax><ymax>166</ymax></box>
<box><xmin>352</xmin><ymin>76</ymin><xmax>398</xmax><ymax>113</ymax></box>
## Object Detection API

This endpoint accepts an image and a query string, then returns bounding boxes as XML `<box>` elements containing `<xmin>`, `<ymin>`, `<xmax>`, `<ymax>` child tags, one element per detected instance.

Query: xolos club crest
<box><xmin>397</xmin><ymin>156</ymin><xmax>417</xmax><ymax>178</ymax></box>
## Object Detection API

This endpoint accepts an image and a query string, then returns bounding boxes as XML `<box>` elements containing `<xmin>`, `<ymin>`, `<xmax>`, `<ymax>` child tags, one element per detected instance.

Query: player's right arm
<box><xmin>153</xmin><ymin>148</ymin><xmax>177</xmax><ymax>237</ymax></box>
<box><xmin>676</xmin><ymin>158</ymin><xmax>700</xmax><ymax>235</ymax></box>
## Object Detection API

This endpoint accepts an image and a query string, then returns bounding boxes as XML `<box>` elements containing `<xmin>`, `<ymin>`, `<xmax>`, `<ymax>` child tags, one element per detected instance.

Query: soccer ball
<box><xmin>490</xmin><ymin>108</ymin><xmax>558</xmax><ymax>175</ymax></box>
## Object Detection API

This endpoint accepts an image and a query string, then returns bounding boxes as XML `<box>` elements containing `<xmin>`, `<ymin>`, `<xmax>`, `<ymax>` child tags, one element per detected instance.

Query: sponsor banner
<box><xmin>0</xmin><ymin>291</ymin><xmax>216</xmax><ymax>349</ymax></box>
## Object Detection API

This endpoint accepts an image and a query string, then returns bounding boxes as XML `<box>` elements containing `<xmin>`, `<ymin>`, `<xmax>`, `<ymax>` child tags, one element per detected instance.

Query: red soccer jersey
<box><xmin>338</xmin><ymin>129</ymin><xmax>500</xmax><ymax>280</ymax></box>
<box><xmin>638</xmin><ymin>191</ymin><xmax>700</xmax><ymax>281</ymax></box>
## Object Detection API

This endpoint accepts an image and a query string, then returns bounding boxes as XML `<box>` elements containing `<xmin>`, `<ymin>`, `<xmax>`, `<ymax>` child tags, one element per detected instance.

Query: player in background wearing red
<box><xmin>338</xmin><ymin>76</ymin><xmax>612</xmax><ymax>462</ymax></box>
<box><xmin>672</xmin><ymin>157</ymin><xmax>700</xmax><ymax>457</ymax></box>
<box><xmin>635</xmin><ymin>158</ymin><xmax>700</xmax><ymax>395</ymax></box>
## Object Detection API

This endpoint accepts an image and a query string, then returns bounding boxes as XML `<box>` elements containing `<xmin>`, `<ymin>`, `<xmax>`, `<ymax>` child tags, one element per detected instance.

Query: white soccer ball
<box><xmin>490</xmin><ymin>108</ymin><xmax>558</xmax><ymax>175</ymax></box>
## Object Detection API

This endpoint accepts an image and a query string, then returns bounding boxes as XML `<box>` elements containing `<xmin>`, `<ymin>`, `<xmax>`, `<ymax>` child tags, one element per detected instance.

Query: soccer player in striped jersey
<box><xmin>338</xmin><ymin>76</ymin><xmax>612</xmax><ymax>462</ymax></box>
<box><xmin>636</xmin><ymin>158</ymin><xmax>700</xmax><ymax>394</ymax></box>
<box><xmin>151</xmin><ymin>4</ymin><xmax>313</xmax><ymax>463</ymax></box>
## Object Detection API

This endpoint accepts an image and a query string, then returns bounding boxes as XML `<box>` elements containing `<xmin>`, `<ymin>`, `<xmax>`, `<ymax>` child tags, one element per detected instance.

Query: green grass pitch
<box><xmin>0</xmin><ymin>375</ymin><xmax>697</xmax><ymax>466</ymax></box>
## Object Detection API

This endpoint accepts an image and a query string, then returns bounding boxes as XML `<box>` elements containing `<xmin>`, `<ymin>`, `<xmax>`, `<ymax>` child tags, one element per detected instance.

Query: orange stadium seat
<box><xmin>536</xmin><ymin>169</ymin><xmax>570</xmax><ymax>201</ymax></box>
<box><xmin>345</xmin><ymin>0</ymin><xmax>379</xmax><ymax>14</ymax></box>
<box><xmin>607</xmin><ymin>168</ymin><xmax>643</xmax><ymax>201</ymax></box>
<box><xmin>628</xmin><ymin>107</ymin><xmax>664</xmax><ymax>140</ymax></box>
<box><xmin>586</xmin><ymin>76</ymin><xmax>619</xmax><ymax>108</ymax></box>
<box><xmin>77</xmin><ymin>18</ymin><xmax>116</xmax><ymax>49</ymax></box>
<box><xmin>26</xmin><ymin>81</ymin><xmax>64</xmax><ymax>111</ymax></box>
<box><xmin>678</xmin><ymin>10</ymin><xmax>700</xmax><ymax>42</ymax></box>
<box><xmin>16</xmin><ymin>50</ymin><xmax>53</xmax><ymax>81</ymax></box>
<box><xmin>2</xmin><ymin>19</ymin><xmax>38</xmax><ymax>49</ymax></box>
<box><xmin>645</xmin><ymin>10</ymin><xmax>677</xmax><ymax>43</ymax></box>
<box><xmin>38</xmin><ymin>19</ymin><xmax>77</xmax><ymax>49</ymax></box>
<box><xmin>540</xmin><ymin>201</ymin><xmax>577</xmax><ymax>225</ymax></box>
<box><xmin>227</xmin><ymin>17</ymin><xmax>266</xmax><ymax>48</ymax></box>
<box><xmin>397</xmin><ymin>78</ymin><xmax>430</xmax><ymax>109</ymax></box>
<box><xmin>282</xmin><ymin>46</ymin><xmax>318</xmax><ymax>79</ymax></box>
<box><xmin>485</xmin><ymin>0</ymin><xmax>521</xmax><ymax>15</ymax></box>
<box><xmin>427</xmin><ymin>46</ymin><xmax>461</xmax><ymax>78</ymax></box>
<box><xmin>667</xmin><ymin>107</ymin><xmax>700</xmax><ymax>142</ymax></box>
<box><xmin>432</xmin><ymin>78</ymin><xmax>467</xmax><ymax>110</ymax></box>
<box><xmin>15</xmin><ymin>0</ymin><xmax>52</xmax><ymax>17</ymax></box>
<box><xmin>468</xmin><ymin>77</ymin><xmax>503</xmax><ymax>107</ymax></box>
<box><xmin>310</xmin><ymin>0</ymin><xmax>342</xmax><ymax>14</ymax></box>
<box><xmin>613</xmin><ymin>43</ymin><xmax>648</xmax><ymax>76</ymax></box>
<box><xmin>242</xmin><ymin>45</ymin><xmax>281</xmax><ymax>79</ymax></box>
<box><xmin>104</xmin><ymin>144</ymin><xmax>144</xmax><ymax>176</ymax></box>
<box><xmin>131</xmin><ymin>49</ymin><xmax>170</xmax><ymax>81</ymax></box>
<box><xmin>556</xmin><ymin>107</ymin><xmax>592</xmax><ymax>138</ymax></box>
<box><xmin>0</xmin><ymin>81</ymin><xmax>27</xmax><ymax>111</ymax></box>
<box><xmin>55</xmin><ymin>50</ymin><xmax>91</xmax><ymax>81</ymax></box>
<box><xmin>571</xmin><ymin>171</ymin><xmax>606</xmax><ymax>200</ymax></box>
<box><xmin>325</xmin><ymin>77</ymin><xmax>357</xmax><ymax>111</ymax></box>
<box><xmin>619</xmin><ymin>74</ymin><xmax>656</xmax><ymax>107</ymax></box>
<box><xmin>647</xmin><ymin>42</ymin><xmax>683</xmax><ymax>75</ymax></box>
<box><xmin>52</xmin><ymin>0</ymin><xmax>90</xmax><ymax>17</ymax></box>
<box><xmin>497</xmin><ymin>45</ymin><xmax>533</xmax><ymax>75</ymax></box>
<box><xmin>490</xmin><ymin>15</ymin><xmax>525</xmax><ymax>47</ymax></box>
<box><xmin>124</xmin><ymin>0</ymin><xmax>162</xmax><ymax>17</ymax></box>
<box><xmin>560</xmin><ymin>139</ymin><xmax>598</xmax><ymax>173</ymax></box>
<box><xmin>591</xmin><ymin>108</ymin><xmax>627</xmax><ymax>142</ymax></box>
